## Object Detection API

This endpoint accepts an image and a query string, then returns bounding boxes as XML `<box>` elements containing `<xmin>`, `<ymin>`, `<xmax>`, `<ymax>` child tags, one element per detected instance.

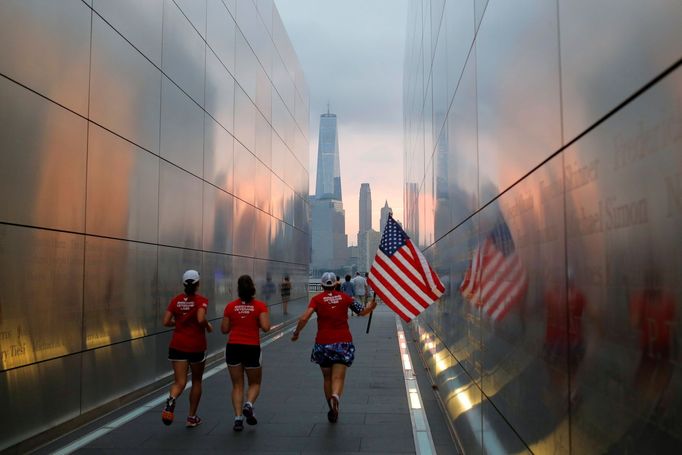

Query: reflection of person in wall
<box><xmin>280</xmin><ymin>275</ymin><xmax>292</xmax><ymax>315</ymax></box>
<box><xmin>261</xmin><ymin>274</ymin><xmax>276</xmax><ymax>304</ymax></box>
<box><xmin>543</xmin><ymin>268</ymin><xmax>588</xmax><ymax>406</ymax></box>
<box><xmin>628</xmin><ymin>267</ymin><xmax>676</xmax><ymax>415</ymax></box>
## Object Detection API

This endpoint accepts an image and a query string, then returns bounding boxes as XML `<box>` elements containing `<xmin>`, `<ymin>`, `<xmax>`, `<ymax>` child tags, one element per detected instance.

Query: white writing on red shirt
<box><xmin>321</xmin><ymin>294</ymin><xmax>344</xmax><ymax>306</ymax></box>
<box><xmin>177</xmin><ymin>299</ymin><xmax>195</xmax><ymax>312</ymax></box>
<box><xmin>235</xmin><ymin>304</ymin><xmax>255</xmax><ymax>317</ymax></box>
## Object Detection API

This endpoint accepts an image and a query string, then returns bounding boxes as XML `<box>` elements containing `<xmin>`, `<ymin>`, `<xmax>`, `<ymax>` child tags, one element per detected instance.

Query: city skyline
<box><xmin>275</xmin><ymin>0</ymin><xmax>407</xmax><ymax>243</ymax></box>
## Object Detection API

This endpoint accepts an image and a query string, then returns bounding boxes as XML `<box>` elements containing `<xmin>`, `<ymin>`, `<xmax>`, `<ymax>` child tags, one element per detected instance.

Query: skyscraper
<box><xmin>359</xmin><ymin>183</ymin><xmax>372</xmax><ymax>233</ymax></box>
<box><xmin>380</xmin><ymin>200</ymin><xmax>392</xmax><ymax>232</ymax></box>
<box><xmin>311</xmin><ymin>110</ymin><xmax>348</xmax><ymax>273</ymax></box>
<box><xmin>315</xmin><ymin>111</ymin><xmax>342</xmax><ymax>201</ymax></box>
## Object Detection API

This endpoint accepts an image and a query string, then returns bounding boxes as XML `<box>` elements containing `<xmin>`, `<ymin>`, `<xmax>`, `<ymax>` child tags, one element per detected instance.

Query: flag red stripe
<box><xmin>391</xmin><ymin>250</ymin><xmax>440</xmax><ymax>301</ymax></box>
<box><xmin>481</xmin><ymin>253</ymin><xmax>521</xmax><ymax>311</ymax></box>
<box><xmin>372</xmin><ymin>262</ymin><xmax>421</xmax><ymax>316</ymax></box>
<box><xmin>406</xmin><ymin>240</ymin><xmax>435</xmax><ymax>291</ymax></box>
<box><xmin>378</xmin><ymin>255</ymin><xmax>436</xmax><ymax>308</ymax></box>
<box><xmin>370</xmin><ymin>263</ymin><xmax>422</xmax><ymax>316</ymax></box>
<box><xmin>487</xmin><ymin>265</ymin><xmax>527</xmax><ymax>319</ymax></box>
<box><xmin>373</xmin><ymin>286</ymin><xmax>411</xmax><ymax>322</ymax></box>
<box><xmin>367</xmin><ymin>275</ymin><xmax>417</xmax><ymax>322</ymax></box>
<box><xmin>430</xmin><ymin>267</ymin><xmax>446</xmax><ymax>293</ymax></box>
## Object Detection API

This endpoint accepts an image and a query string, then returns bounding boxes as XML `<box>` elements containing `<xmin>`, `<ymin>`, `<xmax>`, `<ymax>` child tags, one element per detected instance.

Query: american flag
<box><xmin>459</xmin><ymin>218</ymin><xmax>528</xmax><ymax>321</ymax></box>
<box><xmin>368</xmin><ymin>215</ymin><xmax>445</xmax><ymax>322</ymax></box>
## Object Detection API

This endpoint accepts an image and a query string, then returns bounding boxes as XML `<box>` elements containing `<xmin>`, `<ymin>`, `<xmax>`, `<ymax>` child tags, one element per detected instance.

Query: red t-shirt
<box><xmin>629</xmin><ymin>290</ymin><xmax>676</xmax><ymax>357</ymax></box>
<box><xmin>167</xmin><ymin>293</ymin><xmax>209</xmax><ymax>352</ymax></box>
<box><xmin>309</xmin><ymin>290</ymin><xmax>356</xmax><ymax>344</ymax></box>
<box><xmin>224</xmin><ymin>299</ymin><xmax>269</xmax><ymax>345</ymax></box>
<box><xmin>544</xmin><ymin>286</ymin><xmax>587</xmax><ymax>346</ymax></box>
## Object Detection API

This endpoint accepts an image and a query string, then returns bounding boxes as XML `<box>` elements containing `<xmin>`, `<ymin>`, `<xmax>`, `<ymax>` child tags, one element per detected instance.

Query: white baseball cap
<box><xmin>183</xmin><ymin>269</ymin><xmax>200</xmax><ymax>284</ymax></box>
<box><xmin>320</xmin><ymin>272</ymin><xmax>336</xmax><ymax>287</ymax></box>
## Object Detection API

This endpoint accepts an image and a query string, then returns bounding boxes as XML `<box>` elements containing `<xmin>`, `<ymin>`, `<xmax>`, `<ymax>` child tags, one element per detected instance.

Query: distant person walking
<box><xmin>340</xmin><ymin>274</ymin><xmax>355</xmax><ymax>298</ymax></box>
<box><xmin>280</xmin><ymin>275</ymin><xmax>292</xmax><ymax>315</ymax></box>
<box><xmin>222</xmin><ymin>275</ymin><xmax>271</xmax><ymax>431</ymax></box>
<box><xmin>291</xmin><ymin>272</ymin><xmax>376</xmax><ymax>423</ymax></box>
<box><xmin>365</xmin><ymin>272</ymin><xmax>375</xmax><ymax>304</ymax></box>
<box><xmin>352</xmin><ymin>272</ymin><xmax>368</xmax><ymax>308</ymax></box>
<box><xmin>161</xmin><ymin>270</ymin><xmax>213</xmax><ymax>428</ymax></box>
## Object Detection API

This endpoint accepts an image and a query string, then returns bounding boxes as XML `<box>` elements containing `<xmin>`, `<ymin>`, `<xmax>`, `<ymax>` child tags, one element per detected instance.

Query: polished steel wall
<box><xmin>0</xmin><ymin>0</ymin><xmax>309</xmax><ymax>450</ymax></box>
<box><xmin>404</xmin><ymin>0</ymin><xmax>682</xmax><ymax>453</ymax></box>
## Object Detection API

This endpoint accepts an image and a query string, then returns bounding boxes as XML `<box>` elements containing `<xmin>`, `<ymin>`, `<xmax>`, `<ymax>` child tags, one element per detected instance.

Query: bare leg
<box><xmin>228</xmin><ymin>365</ymin><xmax>245</xmax><ymax>416</ymax></box>
<box><xmin>321</xmin><ymin>367</ymin><xmax>333</xmax><ymax>404</ymax></box>
<box><xmin>331</xmin><ymin>364</ymin><xmax>348</xmax><ymax>397</ymax></box>
<box><xmin>245</xmin><ymin>367</ymin><xmax>262</xmax><ymax>404</ymax></box>
<box><xmin>188</xmin><ymin>361</ymin><xmax>205</xmax><ymax>416</ymax></box>
<box><xmin>170</xmin><ymin>361</ymin><xmax>189</xmax><ymax>399</ymax></box>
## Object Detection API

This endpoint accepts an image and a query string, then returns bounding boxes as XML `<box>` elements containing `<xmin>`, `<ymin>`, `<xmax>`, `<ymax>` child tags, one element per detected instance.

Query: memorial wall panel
<box><xmin>0</xmin><ymin>0</ymin><xmax>309</xmax><ymax>449</ymax></box>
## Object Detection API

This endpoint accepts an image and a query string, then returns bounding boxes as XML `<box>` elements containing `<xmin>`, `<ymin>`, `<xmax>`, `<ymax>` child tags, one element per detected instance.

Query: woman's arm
<box><xmin>162</xmin><ymin>310</ymin><xmax>175</xmax><ymax>327</ymax></box>
<box><xmin>259</xmin><ymin>311</ymin><xmax>271</xmax><ymax>333</ymax></box>
<box><xmin>221</xmin><ymin>314</ymin><xmax>231</xmax><ymax>334</ymax></box>
<box><xmin>291</xmin><ymin>307</ymin><xmax>315</xmax><ymax>341</ymax></box>
<box><xmin>357</xmin><ymin>295</ymin><xmax>378</xmax><ymax>317</ymax></box>
<box><xmin>196</xmin><ymin>307</ymin><xmax>213</xmax><ymax>333</ymax></box>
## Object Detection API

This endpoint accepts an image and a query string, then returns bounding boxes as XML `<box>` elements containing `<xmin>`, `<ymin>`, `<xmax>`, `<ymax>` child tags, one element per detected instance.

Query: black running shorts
<box><xmin>225</xmin><ymin>343</ymin><xmax>262</xmax><ymax>368</ymax></box>
<box><xmin>168</xmin><ymin>348</ymin><xmax>206</xmax><ymax>364</ymax></box>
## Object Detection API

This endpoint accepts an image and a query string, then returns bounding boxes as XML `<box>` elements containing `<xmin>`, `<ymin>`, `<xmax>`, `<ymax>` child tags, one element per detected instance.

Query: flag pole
<box><xmin>365</xmin><ymin>310</ymin><xmax>373</xmax><ymax>334</ymax></box>
<box><xmin>365</xmin><ymin>292</ymin><xmax>375</xmax><ymax>334</ymax></box>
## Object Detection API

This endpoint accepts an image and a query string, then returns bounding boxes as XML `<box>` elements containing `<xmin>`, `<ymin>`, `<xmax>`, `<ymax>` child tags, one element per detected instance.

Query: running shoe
<box><xmin>161</xmin><ymin>397</ymin><xmax>175</xmax><ymax>425</ymax></box>
<box><xmin>233</xmin><ymin>418</ymin><xmax>244</xmax><ymax>432</ymax></box>
<box><xmin>243</xmin><ymin>402</ymin><xmax>258</xmax><ymax>425</ymax></box>
<box><xmin>328</xmin><ymin>395</ymin><xmax>339</xmax><ymax>423</ymax></box>
<box><xmin>186</xmin><ymin>415</ymin><xmax>202</xmax><ymax>428</ymax></box>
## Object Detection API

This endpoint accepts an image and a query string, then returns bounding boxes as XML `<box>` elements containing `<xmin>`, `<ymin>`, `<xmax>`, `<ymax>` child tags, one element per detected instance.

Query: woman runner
<box><xmin>222</xmin><ymin>275</ymin><xmax>271</xmax><ymax>431</ymax></box>
<box><xmin>291</xmin><ymin>271</ymin><xmax>376</xmax><ymax>423</ymax></box>
<box><xmin>161</xmin><ymin>270</ymin><xmax>213</xmax><ymax>427</ymax></box>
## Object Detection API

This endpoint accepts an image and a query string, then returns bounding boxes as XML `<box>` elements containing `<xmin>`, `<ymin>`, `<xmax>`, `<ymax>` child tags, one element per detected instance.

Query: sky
<box><xmin>274</xmin><ymin>0</ymin><xmax>408</xmax><ymax>245</ymax></box>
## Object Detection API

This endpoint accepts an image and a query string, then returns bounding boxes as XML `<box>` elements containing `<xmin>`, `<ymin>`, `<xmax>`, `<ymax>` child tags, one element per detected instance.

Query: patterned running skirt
<box><xmin>311</xmin><ymin>342</ymin><xmax>355</xmax><ymax>367</ymax></box>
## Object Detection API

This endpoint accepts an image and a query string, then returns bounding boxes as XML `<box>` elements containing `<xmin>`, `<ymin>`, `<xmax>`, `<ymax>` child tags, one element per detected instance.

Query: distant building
<box><xmin>359</xmin><ymin>183</ymin><xmax>372</xmax><ymax>233</ymax></box>
<box><xmin>315</xmin><ymin>111</ymin><xmax>342</xmax><ymax>201</ymax></box>
<box><xmin>380</xmin><ymin>200</ymin><xmax>393</xmax><ymax>232</ymax></box>
<box><xmin>358</xmin><ymin>229</ymin><xmax>381</xmax><ymax>273</ymax></box>
<box><xmin>311</xmin><ymin>110</ymin><xmax>348</xmax><ymax>274</ymax></box>
<box><xmin>311</xmin><ymin>196</ymin><xmax>348</xmax><ymax>274</ymax></box>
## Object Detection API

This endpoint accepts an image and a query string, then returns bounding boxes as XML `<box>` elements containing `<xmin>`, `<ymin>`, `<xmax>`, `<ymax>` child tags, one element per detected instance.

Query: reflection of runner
<box><xmin>261</xmin><ymin>274</ymin><xmax>275</xmax><ymax>304</ymax></box>
<box><xmin>222</xmin><ymin>275</ymin><xmax>271</xmax><ymax>432</ymax></box>
<box><xmin>629</xmin><ymin>269</ymin><xmax>676</xmax><ymax>414</ymax></box>
<box><xmin>280</xmin><ymin>275</ymin><xmax>292</xmax><ymax>315</ymax></box>
<box><xmin>543</xmin><ymin>270</ymin><xmax>587</xmax><ymax>405</ymax></box>
<box><xmin>161</xmin><ymin>270</ymin><xmax>213</xmax><ymax>427</ymax></box>
<box><xmin>291</xmin><ymin>272</ymin><xmax>377</xmax><ymax>423</ymax></box>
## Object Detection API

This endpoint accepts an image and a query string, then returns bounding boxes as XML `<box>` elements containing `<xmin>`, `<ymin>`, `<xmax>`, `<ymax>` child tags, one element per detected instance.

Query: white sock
<box><xmin>235</xmin><ymin>415</ymin><xmax>244</xmax><ymax>421</ymax></box>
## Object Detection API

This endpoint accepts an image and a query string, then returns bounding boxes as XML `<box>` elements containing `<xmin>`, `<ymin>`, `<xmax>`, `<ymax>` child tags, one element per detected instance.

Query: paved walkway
<box><xmin>35</xmin><ymin>305</ymin><xmax>461</xmax><ymax>454</ymax></box>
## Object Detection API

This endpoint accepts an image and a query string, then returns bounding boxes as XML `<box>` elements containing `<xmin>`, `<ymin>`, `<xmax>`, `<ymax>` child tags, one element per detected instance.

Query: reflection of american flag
<box><xmin>368</xmin><ymin>215</ymin><xmax>445</xmax><ymax>322</ymax></box>
<box><xmin>459</xmin><ymin>219</ymin><xmax>528</xmax><ymax>321</ymax></box>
